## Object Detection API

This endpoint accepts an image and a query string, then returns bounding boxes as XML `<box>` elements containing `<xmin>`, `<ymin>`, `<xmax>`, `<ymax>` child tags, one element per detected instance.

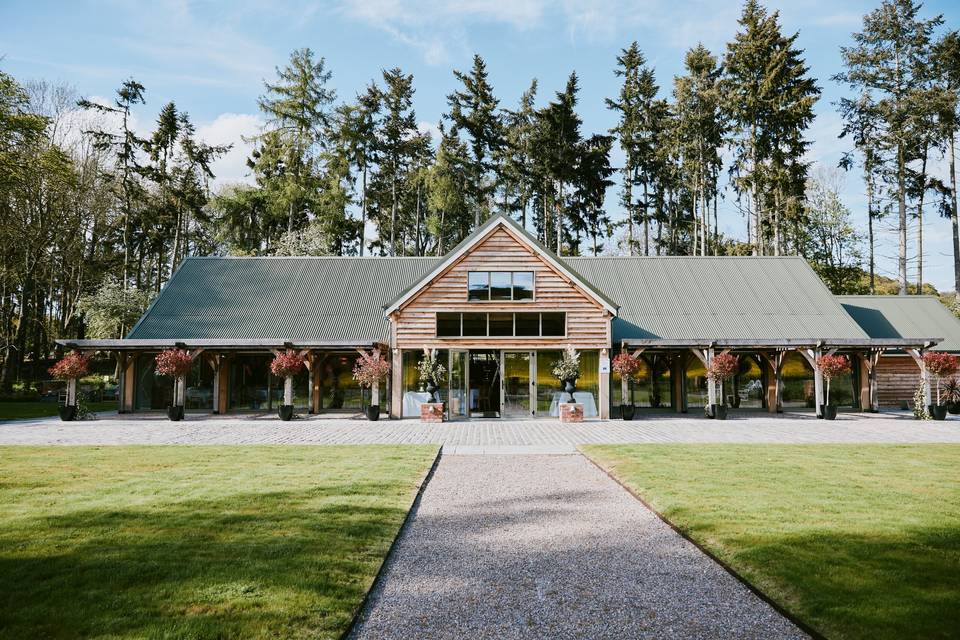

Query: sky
<box><xmin>2</xmin><ymin>0</ymin><xmax>959</xmax><ymax>288</ymax></box>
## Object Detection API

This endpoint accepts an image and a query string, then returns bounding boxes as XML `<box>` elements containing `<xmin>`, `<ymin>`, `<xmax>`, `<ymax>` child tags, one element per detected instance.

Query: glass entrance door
<box><xmin>449</xmin><ymin>350</ymin><xmax>468</xmax><ymax>420</ymax></box>
<box><xmin>502</xmin><ymin>351</ymin><xmax>533</xmax><ymax>418</ymax></box>
<box><xmin>469</xmin><ymin>350</ymin><xmax>500</xmax><ymax>418</ymax></box>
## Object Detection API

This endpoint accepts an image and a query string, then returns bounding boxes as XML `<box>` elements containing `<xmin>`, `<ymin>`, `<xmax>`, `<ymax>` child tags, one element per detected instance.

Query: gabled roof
<box><xmin>127</xmin><ymin>256</ymin><xmax>436</xmax><ymax>344</ymax></box>
<box><xmin>567</xmin><ymin>255</ymin><xmax>869</xmax><ymax>345</ymax></box>
<box><xmin>839</xmin><ymin>295</ymin><xmax>958</xmax><ymax>351</ymax></box>
<box><xmin>383</xmin><ymin>214</ymin><xmax>619</xmax><ymax>316</ymax></box>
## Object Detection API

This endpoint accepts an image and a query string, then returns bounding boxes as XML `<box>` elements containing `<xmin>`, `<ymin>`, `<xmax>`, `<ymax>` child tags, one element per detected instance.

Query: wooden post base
<box><xmin>559</xmin><ymin>402</ymin><xmax>584</xmax><ymax>423</ymax></box>
<box><xmin>420</xmin><ymin>403</ymin><xmax>445</xmax><ymax>423</ymax></box>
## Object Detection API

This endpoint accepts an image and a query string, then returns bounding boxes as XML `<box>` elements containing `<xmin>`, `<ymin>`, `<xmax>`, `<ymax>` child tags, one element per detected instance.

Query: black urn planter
<box><xmin>366</xmin><ymin>405</ymin><xmax>381</xmax><ymax>421</ymax></box>
<box><xmin>167</xmin><ymin>405</ymin><xmax>184</xmax><ymax>421</ymax></box>
<box><xmin>928</xmin><ymin>404</ymin><xmax>948</xmax><ymax>421</ymax></box>
<box><xmin>562</xmin><ymin>379</ymin><xmax>577</xmax><ymax>402</ymax></box>
<box><xmin>425</xmin><ymin>381</ymin><xmax>439</xmax><ymax>403</ymax></box>
<box><xmin>947</xmin><ymin>401</ymin><xmax>960</xmax><ymax>415</ymax></box>
<box><xmin>822</xmin><ymin>404</ymin><xmax>838</xmax><ymax>421</ymax></box>
<box><xmin>279</xmin><ymin>404</ymin><xmax>294</xmax><ymax>421</ymax></box>
<box><xmin>712</xmin><ymin>404</ymin><xmax>728</xmax><ymax>420</ymax></box>
<box><xmin>58</xmin><ymin>405</ymin><xmax>77</xmax><ymax>422</ymax></box>
<box><xmin>620</xmin><ymin>404</ymin><xmax>636</xmax><ymax>421</ymax></box>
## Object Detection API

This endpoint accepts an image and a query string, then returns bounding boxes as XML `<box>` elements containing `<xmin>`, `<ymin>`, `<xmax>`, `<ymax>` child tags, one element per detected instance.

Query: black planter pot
<box><xmin>58</xmin><ymin>405</ymin><xmax>77</xmax><ymax>422</ymax></box>
<box><xmin>167</xmin><ymin>405</ymin><xmax>184</xmax><ymax>421</ymax></box>
<box><xmin>366</xmin><ymin>405</ymin><xmax>381</xmax><ymax>421</ymax></box>
<box><xmin>279</xmin><ymin>404</ymin><xmax>294</xmax><ymax>421</ymax></box>
<box><xmin>562</xmin><ymin>379</ymin><xmax>577</xmax><ymax>402</ymax></box>
<box><xmin>947</xmin><ymin>401</ymin><xmax>960</xmax><ymax>415</ymax></box>
<box><xmin>620</xmin><ymin>404</ymin><xmax>636</xmax><ymax>421</ymax></box>
<box><xmin>822</xmin><ymin>404</ymin><xmax>838</xmax><ymax>421</ymax></box>
<box><xmin>929</xmin><ymin>404</ymin><xmax>948</xmax><ymax>421</ymax></box>
<box><xmin>712</xmin><ymin>404</ymin><xmax>728</xmax><ymax>420</ymax></box>
<box><xmin>425</xmin><ymin>381</ymin><xmax>438</xmax><ymax>403</ymax></box>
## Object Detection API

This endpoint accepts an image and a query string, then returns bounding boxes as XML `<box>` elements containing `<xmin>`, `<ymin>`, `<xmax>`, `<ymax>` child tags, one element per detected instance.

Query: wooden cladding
<box><xmin>876</xmin><ymin>355</ymin><xmax>921</xmax><ymax>408</ymax></box>
<box><xmin>393</xmin><ymin>226</ymin><xmax>611</xmax><ymax>349</ymax></box>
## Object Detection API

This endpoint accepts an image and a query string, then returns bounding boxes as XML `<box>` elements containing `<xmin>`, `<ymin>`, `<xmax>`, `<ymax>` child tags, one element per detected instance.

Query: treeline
<box><xmin>1</xmin><ymin>0</ymin><xmax>958</xmax><ymax>391</ymax></box>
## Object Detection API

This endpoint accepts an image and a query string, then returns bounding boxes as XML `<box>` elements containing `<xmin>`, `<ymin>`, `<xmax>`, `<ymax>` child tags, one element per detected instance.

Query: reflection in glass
<box><xmin>468</xmin><ymin>272</ymin><xmax>489</xmax><ymax>300</ymax></box>
<box><xmin>489</xmin><ymin>313</ymin><xmax>513</xmax><ymax>336</ymax></box>
<box><xmin>513</xmin><ymin>271</ymin><xmax>534</xmax><ymax>300</ymax></box>
<box><xmin>515</xmin><ymin>313</ymin><xmax>539</xmax><ymax>336</ymax></box>
<box><xmin>541</xmin><ymin>313</ymin><xmax>565</xmax><ymax>336</ymax></box>
<box><xmin>463</xmin><ymin>313</ymin><xmax>487</xmax><ymax>336</ymax></box>
<box><xmin>503</xmin><ymin>351</ymin><xmax>530</xmax><ymax>417</ymax></box>
<box><xmin>490</xmin><ymin>272</ymin><xmax>512</xmax><ymax>300</ymax></box>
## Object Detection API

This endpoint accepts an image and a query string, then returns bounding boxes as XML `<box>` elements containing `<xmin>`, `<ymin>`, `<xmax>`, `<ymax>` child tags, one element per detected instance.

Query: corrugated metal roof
<box><xmin>128</xmin><ymin>256</ymin><xmax>437</xmax><ymax>343</ymax></box>
<box><xmin>566</xmin><ymin>256</ymin><xmax>869</xmax><ymax>343</ymax></box>
<box><xmin>839</xmin><ymin>295</ymin><xmax>960</xmax><ymax>351</ymax></box>
<box><xmin>129</xmin><ymin>253</ymin><xmax>878</xmax><ymax>346</ymax></box>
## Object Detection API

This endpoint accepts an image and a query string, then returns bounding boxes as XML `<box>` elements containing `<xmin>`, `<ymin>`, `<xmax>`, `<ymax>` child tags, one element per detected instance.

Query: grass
<box><xmin>0</xmin><ymin>400</ymin><xmax>115</xmax><ymax>421</ymax></box>
<box><xmin>0</xmin><ymin>445</ymin><xmax>438</xmax><ymax>639</ymax></box>
<box><xmin>581</xmin><ymin>444</ymin><xmax>960</xmax><ymax>640</ymax></box>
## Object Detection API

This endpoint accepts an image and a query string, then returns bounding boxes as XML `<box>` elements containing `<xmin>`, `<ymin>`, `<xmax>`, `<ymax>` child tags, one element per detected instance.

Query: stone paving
<box><xmin>2</xmin><ymin>410</ymin><xmax>959</xmax><ymax>448</ymax></box>
<box><xmin>349</xmin><ymin>454</ymin><xmax>807</xmax><ymax>639</ymax></box>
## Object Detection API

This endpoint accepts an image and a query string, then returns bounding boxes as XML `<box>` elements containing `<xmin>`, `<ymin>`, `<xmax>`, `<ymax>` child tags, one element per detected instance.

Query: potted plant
<box><xmin>706</xmin><ymin>352</ymin><xmax>739</xmax><ymax>420</ymax></box>
<box><xmin>612</xmin><ymin>352</ymin><xmax>642</xmax><ymax>420</ymax></box>
<box><xmin>49</xmin><ymin>351</ymin><xmax>90</xmax><ymax>421</ymax></box>
<box><xmin>155</xmin><ymin>348</ymin><xmax>193</xmax><ymax>421</ymax></box>
<box><xmin>815</xmin><ymin>354</ymin><xmax>851</xmax><ymax>420</ymax></box>
<box><xmin>552</xmin><ymin>346</ymin><xmax>581</xmax><ymax>402</ymax></box>
<box><xmin>271</xmin><ymin>349</ymin><xmax>305</xmax><ymax>421</ymax></box>
<box><xmin>353</xmin><ymin>348</ymin><xmax>391</xmax><ymax>421</ymax></box>
<box><xmin>921</xmin><ymin>352</ymin><xmax>959</xmax><ymax>420</ymax></box>
<box><xmin>944</xmin><ymin>377</ymin><xmax>960</xmax><ymax>414</ymax></box>
<box><xmin>417</xmin><ymin>348</ymin><xmax>447</xmax><ymax>403</ymax></box>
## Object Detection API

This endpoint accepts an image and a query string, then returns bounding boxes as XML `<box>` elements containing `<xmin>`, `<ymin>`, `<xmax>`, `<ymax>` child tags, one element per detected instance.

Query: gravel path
<box><xmin>349</xmin><ymin>454</ymin><xmax>806</xmax><ymax>640</ymax></box>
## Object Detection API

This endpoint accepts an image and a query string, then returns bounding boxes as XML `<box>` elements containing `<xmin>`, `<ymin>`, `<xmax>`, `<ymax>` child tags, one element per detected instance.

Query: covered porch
<box><xmin>613</xmin><ymin>338</ymin><xmax>941</xmax><ymax>418</ymax></box>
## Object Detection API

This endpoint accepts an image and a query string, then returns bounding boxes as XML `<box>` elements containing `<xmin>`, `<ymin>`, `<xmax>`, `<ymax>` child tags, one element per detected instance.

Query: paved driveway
<box><xmin>2</xmin><ymin>411</ymin><xmax>959</xmax><ymax>449</ymax></box>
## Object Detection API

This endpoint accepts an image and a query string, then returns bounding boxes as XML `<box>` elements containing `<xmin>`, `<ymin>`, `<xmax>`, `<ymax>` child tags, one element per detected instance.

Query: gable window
<box><xmin>467</xmin><ymin>271</ymin><xmax>534</xmax><ymax>301</ymax></box>
<box><xmin>436</xmin><ymin>312</ymin><xmax>565</xmax><ymax>338</ymax></box>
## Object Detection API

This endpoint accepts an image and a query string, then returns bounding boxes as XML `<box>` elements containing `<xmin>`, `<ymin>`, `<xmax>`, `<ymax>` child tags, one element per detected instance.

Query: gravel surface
<box><xmin>349</xmin><ymin>454</ymin><xmax>807</xmax><ymax>640</ymax></box>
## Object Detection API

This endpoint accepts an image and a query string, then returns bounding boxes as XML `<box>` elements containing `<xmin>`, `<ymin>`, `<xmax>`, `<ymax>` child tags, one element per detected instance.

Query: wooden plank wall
<box><xmin>393</xmin><ymin>227</ymin><xmax>610</xmax><ymax>350</ymax></box>
<box><xmin>876</xmin><ymin>354</ymin><xmax>920</xmax><ymax>407</ymax></box>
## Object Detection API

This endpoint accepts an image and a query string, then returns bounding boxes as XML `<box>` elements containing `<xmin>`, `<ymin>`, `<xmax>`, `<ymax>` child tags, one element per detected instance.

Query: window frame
<box><xmin>435</xmin><ymin>312</ymin><xmax>566</xmax><ymax>338</ymax></box>
<box><xmin>466</xmin><ymin>271</ymin><xmax>536</xmax><ymax>302</ymax></box>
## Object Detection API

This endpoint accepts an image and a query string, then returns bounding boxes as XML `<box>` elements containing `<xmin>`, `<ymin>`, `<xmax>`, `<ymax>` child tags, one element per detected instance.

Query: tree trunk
<box><xmin>951</xmin><ymin>132</ymin><xmax>960</xmax><ymax>301</ymax></box>
<box><xmin>642</xmin><ymin>181</ymin><xmax>649</xmax><ymax>256</ymax></box>
<box><xmin>867</xmin><ymin>171</ymin><xmax>876</xmax><ymax>294</ymax></box>
<box><xmin>917</xmin><ymin>146</ymin><xmax>928</xmax><ymax>294</ymax></box>
<box><xmin>360</xmin><ymin>166</ymin><xmax>367</xmax><ymax>256</ymax></box>
<box><xmin>625</xmin><ymin>169</ymin><xmax>634</xmax><ymax>256</ymax></box>
<box><xmin>897</xmin><ymin>143</ymin><xmax>908</xmax><ymax>295</ymax></box>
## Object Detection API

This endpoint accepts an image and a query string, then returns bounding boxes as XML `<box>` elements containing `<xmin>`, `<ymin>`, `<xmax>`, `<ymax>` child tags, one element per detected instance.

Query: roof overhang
<box><xmin>383</xmin><ymin>214</ymin><xmax>619</xmax><ymax>316</ymax></box>
<box><xmin>57</xmin><ymin>339</ymin><xmax>382</xmax><ymax>351</ymax></box>
<box><xmin>620</xmin><ymin>338</ymin><xmax>942</xmax><ymax>350</ymax></box>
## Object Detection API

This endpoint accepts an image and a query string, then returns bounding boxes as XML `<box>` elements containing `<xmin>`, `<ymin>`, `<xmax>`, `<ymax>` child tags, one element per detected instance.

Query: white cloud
<box><xmin>195</xmin><ymin>113</ymin><xmax>263</xmax><ymax>186</ymax></box>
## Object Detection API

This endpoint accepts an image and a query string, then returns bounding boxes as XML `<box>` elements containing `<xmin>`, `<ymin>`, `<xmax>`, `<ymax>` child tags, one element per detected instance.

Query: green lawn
<box><xmin>581</xmin><ymin>444</ymin><xmax>960</xmax><ymax>640</ymax></box>
<box><xmin>0</xmin><ymin>445</ymin><xmax>438</xmax><ymax>639</ymax></box>
<box><xmin>0</xmin><ymin>400</ymin><xmax>115</xmax><ymax>421</ymax></box>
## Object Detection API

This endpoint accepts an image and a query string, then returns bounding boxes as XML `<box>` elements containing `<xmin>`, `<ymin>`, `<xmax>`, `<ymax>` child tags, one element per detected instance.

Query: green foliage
<box><xmin>77</xmin><ymin>277</ymin><xmax>154</xmax><ymax>339</ymax></box>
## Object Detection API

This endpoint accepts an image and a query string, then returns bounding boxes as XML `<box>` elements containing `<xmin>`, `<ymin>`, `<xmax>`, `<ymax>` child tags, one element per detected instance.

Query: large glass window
<box><xmin>134</xmin><ymin>353</ymin><xmax>172</xmax><ymax>411</ymax></box>
<box><xmin>436</xmin><ymin>312</ymin><xmax>565</xmax><ymax>337</ymax></box>
<box><xmin>467</xmin><ymin>271</ymin><xmax>534</xmax><ymax>301</ymax></box>
<box><xmin>468</xmin><ymin>272</ymin><xmax>489</xmax><ymax>301</ymax></box>
<box><xmin>490</xmin><ymin>272</ymin><xmax>512</xmax><ymax>300</ymax></box>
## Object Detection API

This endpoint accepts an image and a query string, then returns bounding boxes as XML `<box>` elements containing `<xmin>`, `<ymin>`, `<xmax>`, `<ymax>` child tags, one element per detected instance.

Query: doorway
<box><xmin>468</xmin><ymin>350</ymin><xmax>500</xmax><ymax>418</ymax></box>
<box><xmin>502</xmin><ymin>350</ymin><xmax>534</xmax><ymax>418</ymax></box>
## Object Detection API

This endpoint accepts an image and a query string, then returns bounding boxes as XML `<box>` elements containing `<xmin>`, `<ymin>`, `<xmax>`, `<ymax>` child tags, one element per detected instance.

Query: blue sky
<box><xmin>2</xmin><ymin>0</ymin><xmax>958</xmax><ymax>288</ymax></box>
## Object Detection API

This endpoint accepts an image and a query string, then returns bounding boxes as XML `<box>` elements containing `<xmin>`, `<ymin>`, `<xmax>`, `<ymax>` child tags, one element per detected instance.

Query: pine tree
<box><xmin>835</xmin><ymin>0</ymin><xmax>943</xmax><ymax>294</ymax></box>
<box><xmin>933</xmin><ymin>31</ymin><xmax>960</xmax><ymax>298</ymax></box>
<box><xmin>499</xmin><ymin>80</ymin><xmax>538</xmax><ymax>230</ymax></box>
<box><xmin>428</xmin><ymin>123</ymin><xmax>471</xmax><ymax>254</ymax></box>
<box><xmin>254</xmin><ymin>48</ymin><xmax>336</xmax><ymax>234</ymax></box>
<box><xmin>446</xmin><ymin>54</ymin><xmax>503</xmax><ymax>227</ymax></box>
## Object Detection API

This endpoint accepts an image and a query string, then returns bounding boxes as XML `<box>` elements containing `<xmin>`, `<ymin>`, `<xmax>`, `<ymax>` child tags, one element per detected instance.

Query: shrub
<box><xmin>48</xmin><ymin>352</ymin><xmax>90</xmax><ymax>380</ymax></box>
<box><xmin>922</xmin><ymin>352</ymin><xmax>959</xmax><ymax>405</ymax></box>
<box><xmin>353</xmin><ymin>349</ymin><xmax>391</xmax><ymax>388</ymax></box>
<box><xmin>707</xmin><ymin>353</ymin><xmax>739</xmax><ymax>382</ymax></box>
<box><xmin>270</xmin><ymin>349</ymin><xmax>305</xmax><ymax>378</ymax></box>
<box><xmin>154</xmin><ymin>349</ymin><xmax>193</xmax><ymax>378</ymax></box>
<box><xmin>816</xmin><ymin>354</ymin><xmax>851</xmax><ymax>407</ymax></box>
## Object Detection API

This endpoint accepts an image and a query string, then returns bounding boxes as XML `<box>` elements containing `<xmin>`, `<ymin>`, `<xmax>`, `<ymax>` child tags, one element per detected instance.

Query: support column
<box><xmin>116</xmin><ymin>352</ymin><xmax>127</xmax><ymax>413</ymax></box>
<box><xmin>857</xmin><ymin>353</ymin><xmax>870</xmax><ymax>412</ymax></box>
<box><xmin>391</xmin><ymin>348</ymin><xmax>403</xmax><ymax>419</ymax></box>
<box><xmin>705</xmin><ymin>347</ymin><xmax>716</xmax><ymax>410</ymax></box>
<box><xmin>599</xmin><ymin>348</ymin><xmax>610</xmax><ymax>420</ymax></box>
<box><xmin>671</xmin><ymin>353</ymin><xmax>686</xmax><ymax>413</ymax></box>
<box><xmin>813</xmin><ymin>351</ymin><xmax>824</xmax><ymax>417</ymax></box>
<box><xmin>211</xmin><ymin>356</ymin><xmax>221</xmax><ymax>414</ymax></box>
<box><xmin>123</xmin><ymin>354</ymin><xmax>136</xmax><ymax>412</ymax></box>
<box><xmin>763</xmin><ymin>355</ymin><xmax>777</xmax><ymax>413</ymax></box>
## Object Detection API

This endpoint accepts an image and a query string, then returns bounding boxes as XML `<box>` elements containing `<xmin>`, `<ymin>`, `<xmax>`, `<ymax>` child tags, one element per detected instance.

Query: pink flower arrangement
<box><xmin>815</xmin><ymin>354</ymin><xmax>851</xmax><ymax>381</ymax></box>
<box><xmin>353</xmin><ymin>349</ymin><xmax>391</xmax><ymax>388</ymax></box>
<box><xmin>922</xmin><ymin>352</ymin><xmax>959</xmax><ymax>405</ymax></box>
<box><xmin>49</xmin><ymin>352</ymin><xmax>90</xmax><ymax>380</ymax></box>
<box><xmin>706</xmin><ymin>353</ymin><xmax>739</xmax><ymax>382</ymax></box>
<box><xmin>612</xmin><ymin>353</ymin><xmax>642</xmax><ymax>380</ymax></box>
<box><xmin>154</xmin><ymin>349</ymin><xmax>193</xmax><ymax>378</ymax></box>
<box><xmin>270</xmin><ymin>349</ymin><xmax>305</xmax><ymax>378</ymax></box>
